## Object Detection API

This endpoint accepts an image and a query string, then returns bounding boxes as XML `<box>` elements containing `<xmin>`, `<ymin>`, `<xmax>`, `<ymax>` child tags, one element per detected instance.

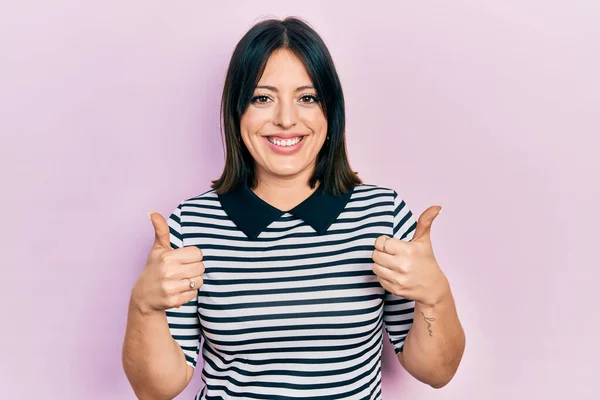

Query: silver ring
<box><xmin>382</xmin><ymin>236</ymin><xmax>389</xmax><ymax>253</ymax></box>
<box><xmin>187</xmin><ymin>278</ymin><xmax>196</xmax><ymax>289</ymax></box>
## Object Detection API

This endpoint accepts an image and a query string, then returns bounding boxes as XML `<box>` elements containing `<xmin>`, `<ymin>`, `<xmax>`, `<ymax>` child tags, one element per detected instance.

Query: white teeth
<box><xmin>267</xmin><ymin>136</ymin><xmax>303</xmax><ymax>147</ymax></box>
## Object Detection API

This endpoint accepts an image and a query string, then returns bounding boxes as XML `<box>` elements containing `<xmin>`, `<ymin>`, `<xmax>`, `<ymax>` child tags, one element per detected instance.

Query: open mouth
<box><xmin>266</xmin><ymin>136</ymin><xmax>305</xmax><ymax>147</ymax></box>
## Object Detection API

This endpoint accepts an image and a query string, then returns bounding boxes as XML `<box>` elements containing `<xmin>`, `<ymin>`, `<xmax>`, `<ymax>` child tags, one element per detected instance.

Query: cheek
<box><xmin>301</xmin><ymin>109</ymin><xmax>327</xmax><ymax>135</ymax></box>
<box><xmin>240</xmin><ymin>108</ymin><xmax>269</xmax><ymax>138</ymax></box>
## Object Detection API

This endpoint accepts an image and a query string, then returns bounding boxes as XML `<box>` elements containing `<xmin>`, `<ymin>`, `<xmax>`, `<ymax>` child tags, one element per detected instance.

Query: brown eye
<box><xmin>251</xmin><ymin>95</ymin><xmax>270</xmax><ymax>104</ymax></box>
<box><xmin>299</xmin><ymin>95</ymin><xmax>319</xmax><ymax>104</ymax></box>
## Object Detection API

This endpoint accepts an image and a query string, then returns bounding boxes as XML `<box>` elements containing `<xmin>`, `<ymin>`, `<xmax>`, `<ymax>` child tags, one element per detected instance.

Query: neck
<box><xmin>252</xmin><ymin>170</ymin><xmax>319</xmax><ymax>212</ymax></box>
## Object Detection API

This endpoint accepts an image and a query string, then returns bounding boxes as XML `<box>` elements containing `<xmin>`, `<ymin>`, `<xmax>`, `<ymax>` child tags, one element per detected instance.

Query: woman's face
<box><xmin>240</xmin><ymin>48</ymin><xmax>327</xmax><ymax>183</ymax></box>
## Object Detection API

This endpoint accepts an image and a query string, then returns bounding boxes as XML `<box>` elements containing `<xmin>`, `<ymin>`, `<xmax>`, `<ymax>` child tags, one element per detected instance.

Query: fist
<box><xmin>130</xmin><ymin>212</ymin><xmax>205</xmax><ymax>315</ymax></box>
<box><xmin>372</xmin><ymin>205</ymin><xmax>449</xmax><ymax>307</ymax></box>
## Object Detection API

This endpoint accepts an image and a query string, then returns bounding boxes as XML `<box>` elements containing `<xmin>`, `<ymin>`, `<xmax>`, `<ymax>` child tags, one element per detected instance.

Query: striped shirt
<box><xmin>166</xmin><ymin>182</ymin><xmax>418</xmax><ymax>400</ymax></box>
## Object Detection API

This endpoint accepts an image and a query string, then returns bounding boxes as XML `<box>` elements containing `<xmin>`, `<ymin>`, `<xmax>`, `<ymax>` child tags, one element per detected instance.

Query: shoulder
<box><xmin>171</xmin><ymin>189</ymin><xmax>221</xmax><ymax>221</ymax></box>
<box><xmin>352</xmin><ymin>184</ymin><xmax>413</xmax><ymax>212</ymax></box>
<box><xmin>180</xmin><ymin>188</ymin><xmax>219</xmax><ymax>207</ymax></box>
<box><xmin>352</xmin><ymin>183</ymin><xmax>398</xmax><ymax>199</ymax></box>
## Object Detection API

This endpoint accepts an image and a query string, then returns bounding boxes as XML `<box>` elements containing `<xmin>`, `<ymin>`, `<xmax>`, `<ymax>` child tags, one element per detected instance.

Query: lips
<box><xmin>264</xmin><ymin>133</ymin><xmax>307</xmax><ymax>140</ymax></box>
<box><xmin>263</xmin><ymin>134</ymin><xmax>306</xmax><ymax>154</ymax></box>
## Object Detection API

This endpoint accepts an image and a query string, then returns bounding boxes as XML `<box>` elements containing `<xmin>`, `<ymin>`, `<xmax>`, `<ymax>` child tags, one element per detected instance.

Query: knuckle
<box><xmin>159</xmin><ymin>281</ymin><xmax>172</xmax><ymax>296</ymax></box>
<box><xmin>157</xmin><ymin>265</ymin><xmax>170</xmax><ymax>279</ymax></box>
<box><xmin>166</xmin><ymin>296</ymin><xmax>181</xmax><ymax>309</ymax></box>
<box><xmin>159</xmin><ymin>252</ymin><xmax>173</xmax><ymax>263</ymax></box>
<box><xmin>394</xmin><ymin>276</ymin><xmax>404</xmax><ymax>288</ymax></box>
<box><xmin>401</xmin><ymin>260</ymin><xmax>414</xmax><ymax>272</ymax></box>
<box><xmin>394</xmin><ymin>262</ymin><xmax>406</xmax><ymax>273</ymax></box>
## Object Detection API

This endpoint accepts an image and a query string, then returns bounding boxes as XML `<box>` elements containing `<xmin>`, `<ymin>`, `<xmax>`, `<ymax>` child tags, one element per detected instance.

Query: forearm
<box><xmin>122</xmin><ymin>301</ymin><xmax>190</xmax><ymax>400</ymax></box>
<box><xmin>399</xmin><ymin>288</ymin><xmax>465</xmax><ymax>388</ymax></box>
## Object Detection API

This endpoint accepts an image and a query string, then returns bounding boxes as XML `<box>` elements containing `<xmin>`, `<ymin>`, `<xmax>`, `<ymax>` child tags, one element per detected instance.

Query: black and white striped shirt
<box><xmin>166</xmin><ymin>182</ymin><xmax>418</xmax><ymax>399</ymax></box>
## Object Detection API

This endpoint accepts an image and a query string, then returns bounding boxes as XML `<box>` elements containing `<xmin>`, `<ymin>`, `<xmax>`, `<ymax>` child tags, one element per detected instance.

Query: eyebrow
<box><xmin>255</xmin><ymin>85</ymin><xmax>315</xmax><ymax>92</ymax></box>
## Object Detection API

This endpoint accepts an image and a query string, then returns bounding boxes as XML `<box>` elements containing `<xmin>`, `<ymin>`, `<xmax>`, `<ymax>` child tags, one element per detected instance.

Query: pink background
<box><xmin>1</xmin><ymin>0</ymin><xmax>598</xmax><ymax>399</ymax></box>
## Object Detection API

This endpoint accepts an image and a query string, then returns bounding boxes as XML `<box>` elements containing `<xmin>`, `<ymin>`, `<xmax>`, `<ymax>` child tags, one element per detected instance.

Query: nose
<box><xmin>273</xmin><ymin>99</ymin><xmax>297</xmax><ymax>129</ymax></box>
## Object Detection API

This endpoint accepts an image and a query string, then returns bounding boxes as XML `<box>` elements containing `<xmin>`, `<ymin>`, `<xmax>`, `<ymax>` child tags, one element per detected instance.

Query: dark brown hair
<box><xmin>211</xmin><ymin>17</ymin><xmax>362</xmax><ymax>196</ymax></box>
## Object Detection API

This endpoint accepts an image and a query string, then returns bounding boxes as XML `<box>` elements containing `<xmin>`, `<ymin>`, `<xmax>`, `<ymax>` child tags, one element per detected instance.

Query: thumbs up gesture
<box><xmin>130</xmin><ymin>212</ymin><xmax>205</xmax><ymax>316</ymax></box>
<box><xmin>372</xmin><ymin>206</ymin><xmax>449</xmax><ymax>308</ymax></box>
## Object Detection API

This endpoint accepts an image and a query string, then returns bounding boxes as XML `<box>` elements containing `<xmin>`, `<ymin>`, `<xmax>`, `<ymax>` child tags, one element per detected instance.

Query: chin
<box><xmin>269</xmin><ymin>168</ymin><xmax>304</xmax><ymax>178</ymax></box>
<box><xmin>264</xmin><ymin>164</ymin><xmax>311</xmax><ymax>178</ymax></box>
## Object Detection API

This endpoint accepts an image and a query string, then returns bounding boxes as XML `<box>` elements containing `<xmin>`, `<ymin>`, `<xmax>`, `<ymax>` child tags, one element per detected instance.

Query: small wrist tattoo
<box><xmin>421</xmin><ymin>311</ymin><xmax>435</xmax><ymax>337</ymax></box>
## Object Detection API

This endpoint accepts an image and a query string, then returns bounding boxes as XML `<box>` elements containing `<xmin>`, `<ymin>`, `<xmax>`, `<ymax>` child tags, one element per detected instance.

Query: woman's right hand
<box><xmin>130</xmin><ymin>212</ymin><xmax>204</xmax><ymax>316</ymax></box>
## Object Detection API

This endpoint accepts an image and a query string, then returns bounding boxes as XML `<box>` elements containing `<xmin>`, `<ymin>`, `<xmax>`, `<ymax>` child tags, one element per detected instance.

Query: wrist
<box><xmin>418</xmin><ymin>275</ymin><xmax>451</xmax><ymax>310</ymax></box>
<box><xmin>129</xmin><ymin>286</ymin><xmax>160</xmax><ymax>318</ymax></box>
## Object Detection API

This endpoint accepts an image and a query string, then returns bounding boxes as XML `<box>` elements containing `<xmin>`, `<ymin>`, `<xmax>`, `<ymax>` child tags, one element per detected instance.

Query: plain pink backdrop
<box><xmin>1</xmin><ymin>0</ymin><xmax>598</xmax><ymax>399</ymax></box>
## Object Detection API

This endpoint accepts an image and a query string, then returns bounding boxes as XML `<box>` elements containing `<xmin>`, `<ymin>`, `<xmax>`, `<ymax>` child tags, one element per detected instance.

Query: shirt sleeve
<box><xmin>383</xmin><ymin>190</ymin><xmax>418</xmax><ymax>354</ymax></box>
<box><xmin>164</xmin><ymin>202</ymin><xmax>202</xmax><ymax>368</ymax></box>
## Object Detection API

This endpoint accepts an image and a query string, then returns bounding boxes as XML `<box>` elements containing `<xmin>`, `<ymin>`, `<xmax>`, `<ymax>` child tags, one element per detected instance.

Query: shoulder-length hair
<box><xmin>211</xmin><ymin>17</ymin><xmax>362</xmax><ymax>196</ymax></box>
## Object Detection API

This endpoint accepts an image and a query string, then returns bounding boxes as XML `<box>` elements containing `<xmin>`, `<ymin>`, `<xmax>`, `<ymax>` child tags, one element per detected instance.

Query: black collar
<box><xmin>218</xmin><ymin>181</ymin><xmax>353</xmax><ymax>240</ymax></box>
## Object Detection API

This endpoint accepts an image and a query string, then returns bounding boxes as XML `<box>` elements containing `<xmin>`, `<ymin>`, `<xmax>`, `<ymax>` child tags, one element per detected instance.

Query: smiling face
<box><xmin>240</xmin><ymin>48</ymin><xmax>328</xmax><ymax>185</ymax></box>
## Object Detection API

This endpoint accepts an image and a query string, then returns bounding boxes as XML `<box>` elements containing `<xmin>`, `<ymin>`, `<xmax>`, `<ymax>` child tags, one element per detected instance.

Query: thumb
<box><xmin>149</xmin><ymin>212</ymin><xmax>172</xmax><ymax>250</ymax></box>
<box><xmin>412</xmin><ymin>206</ymin><xmax>443</xmax><ymax>242</ymax></box>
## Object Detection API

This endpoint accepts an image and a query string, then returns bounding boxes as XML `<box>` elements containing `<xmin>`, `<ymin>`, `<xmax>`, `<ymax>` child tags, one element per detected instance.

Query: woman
<box><xmin>123</xmin><ymin>17</ymin><xmax>465</xmax><ymax>400</ymax></box>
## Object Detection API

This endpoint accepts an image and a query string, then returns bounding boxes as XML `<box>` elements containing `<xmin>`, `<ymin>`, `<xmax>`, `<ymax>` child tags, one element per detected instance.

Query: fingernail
<box><xmin>148</xmin><ymin>211</ymin><xmax>154</xmax><ymax>219</ymax></box>
<box><xmin>438</xmin><ymin>206</ymin><xmax>443</xmax><ymax>214</ymax></box>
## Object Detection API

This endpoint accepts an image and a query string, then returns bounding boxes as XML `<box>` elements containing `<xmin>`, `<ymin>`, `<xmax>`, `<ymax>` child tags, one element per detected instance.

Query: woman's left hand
<box><xmin>372</xmin><ymin>206</ymin><xmax>450</xmax><ymax>308</ymax></box>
